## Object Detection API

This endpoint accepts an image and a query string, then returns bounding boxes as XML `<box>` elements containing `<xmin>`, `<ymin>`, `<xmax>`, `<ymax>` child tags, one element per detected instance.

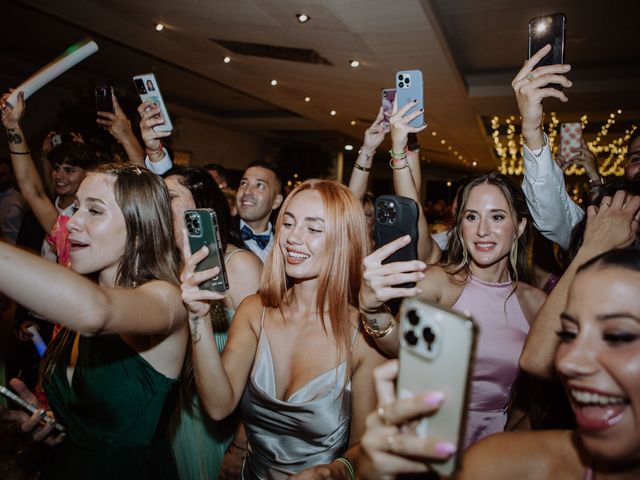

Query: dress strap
<box><xmin>351</xmin><ymin>322</ymin><xmax>360</xmax><ymax>345</ymax></box>
<box><xmin>224</xmin><ymin>247</ymin><xmax>243</xmax><ymax>263</ymax></box>
<box><xmin>259</xmin><ymin>307</ymin><xmax>267</xmax><ymax>329</ymax></box>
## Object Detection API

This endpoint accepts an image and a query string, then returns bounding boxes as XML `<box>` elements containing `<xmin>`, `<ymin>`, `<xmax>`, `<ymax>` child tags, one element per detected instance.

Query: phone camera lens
<box><xmin>404</xmin><ymin>330</ymin><xmax>418</xmax><ymax>346</ymax></box>
<box><xmin>398</xmin><ymin>74</ymin><xmax>404</xmax><ymax>81</ymax></box>
<box><xmin>422</xmin><ymin>326</ymin><xmax>436</xmax><ymax>351</ymax></box>
<box><xmin>407</xmin><ymin>309</ymin><xmax>420</xmax><ymax>326</ymax></box>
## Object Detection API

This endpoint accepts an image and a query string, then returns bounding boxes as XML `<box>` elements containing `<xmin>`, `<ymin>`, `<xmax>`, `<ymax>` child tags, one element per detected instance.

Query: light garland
<box><xmin>493</xmin><ymin>109</ymin><xmax>636</xmax><ymax>179</ymax></box>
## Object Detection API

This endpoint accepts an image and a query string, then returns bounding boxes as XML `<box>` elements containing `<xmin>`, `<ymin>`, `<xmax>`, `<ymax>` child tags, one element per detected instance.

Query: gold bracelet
<box><xmin>360</xmin><ymin>305</ymin><xmax>396</xmax><ymax>339</ymax></box>
<box><xmin>354</xmin><ymin>163</ymin><xmax>371</xmax><ymax>172</ymax></box>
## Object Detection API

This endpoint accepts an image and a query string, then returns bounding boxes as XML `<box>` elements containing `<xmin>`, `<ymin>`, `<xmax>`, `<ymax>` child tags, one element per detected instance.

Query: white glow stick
<box><xmin>6</xmin><ymin>38</ymin><xmax>99</xmax><ymax>107</ymax></box>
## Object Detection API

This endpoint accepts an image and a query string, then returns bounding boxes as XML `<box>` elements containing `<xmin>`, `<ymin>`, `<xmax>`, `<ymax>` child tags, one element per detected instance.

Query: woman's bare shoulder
<box><xmin>515</xmin><ymin>281</ymin><xmax>548</xmax><ymax>324</ymax></box>
<box><xmin>457</xmin><ymin>430</ymin><xmax>581</xmax><ymax>480</ymax></box>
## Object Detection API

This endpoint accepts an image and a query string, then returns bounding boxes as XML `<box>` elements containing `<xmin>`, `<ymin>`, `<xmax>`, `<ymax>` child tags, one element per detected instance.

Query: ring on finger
<box><xmin>526</xmin><ymin>73</ymin><xmax>534</xmax><ymax>81</ymax></box>
<box><xmin>600</xmin><ymin>202</ymin><xmax>611</xmax><ymax>208</ymax></box>
<box><xmin>377</xmin><ymin>406</ymin><xmax>391</xmax><ymax>425</ymax></box>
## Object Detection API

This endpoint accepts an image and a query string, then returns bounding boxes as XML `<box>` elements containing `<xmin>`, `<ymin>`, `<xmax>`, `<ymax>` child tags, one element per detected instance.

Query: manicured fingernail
<box><xmin>419</xmin><ymin>108</ymin><xmax>424</xmax><ymax>112</ymax></box>
<box><xmin>417</xmin><ymin>262</ymin><xmax>426</xmax><ymax>270</ymax></box>
<box><xmin>436</xmin><ymin>441</ymin><xmax>457</xmax><ymax>456</ymax></box>
<box><xmin>424</xmin><ymin>391</ymin><xmax>445</xmax><ymax>407</ymax></box>
<box><xmin>418</xmin><ymin>272</ymin><xmax>425</xmax><ymax>279</ymax></box>
<box><xmin>413</xmin><ymin>98</ymin><xmax>418</xmax><ymax>103</ymax></box>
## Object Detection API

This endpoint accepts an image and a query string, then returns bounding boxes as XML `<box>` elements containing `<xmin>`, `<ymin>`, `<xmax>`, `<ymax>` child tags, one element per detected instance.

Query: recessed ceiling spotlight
<box><xmin>349</xmin><ymin>60</ymin><xmax>360</xmax><ymax>68</ymax></box>
<box><xmin>296</xmin><ymin>13</ymin><xmax>310</xmax><ymax>23</ymax></box>
<box><xmin>344</xmin><ymin>145</ymin><xmax>354</xmax><ymax>151</ymax></box>
<box><xmin>304</xmin><ymin>96</ymin><xmax>311</xmax><ymax>102</ymax></box>
<box><xmin>350</xmin><ymin>120</ymin><xmax>357</xmax><ymax>126</ymax></box>
<box><xmin>330</xmin><ymin>110</ymin><xmax>337</xmax><ymax>116</ymax></box>
<box><xmin>155</xmin><ymin>23</ymin><xmax>165</xmax><ymax>32</ymax></box>
<box><xmin>446</xmin><ymin>181</ymin><xmax>452</xmax><ymax>187</ymax></box>
<box><xmin>431</xmin><ymin>131</ymin><xmax>437</xmax><ymax>136</ymax></box>
<box><xmin>270</xmin><ymin>79</ymin><xmax>278</xmax><ymax>86</ymax></box>
<box><xmin>223</xmin><ymin>56</ymin><xmax>231</xmax><ymax>64</ymax></box>
<box><xmin>472</xmin><ymin>161</ymin><xmax>477</xmax><ymax>167</ymax></box>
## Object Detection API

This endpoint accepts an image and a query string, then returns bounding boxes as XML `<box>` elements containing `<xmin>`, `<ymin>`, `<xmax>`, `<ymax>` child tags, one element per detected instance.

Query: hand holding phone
<box><xmin>0</xmin><ymin>384</ymin><xmax>65</xmax><ymax>434</ymax></box>
<box><xmin>397</xmin><ymin>298</ymin><xmax>476</xmax><ymax>477</ymax></box>
<box><xmin>381</xmin><ymin>88</ymin><xmax>396</xmax><ymax>128</ymax></box>
<box><xmin>528</xmin><ymin>14</ymin><xmax>566</xmax><ymax>89</ymax></box>
<box><xmin>395</xmin><ymin>70</ymin><xmax>424</xmax><ymax>128</ymax></box>
<box><xmin>133</xmin><ymin>73</ymin><xmax>173</xmax><ymax>132</ymax></box>
<box><xmin>374</xmin><ymin>195</ymin><xmax>419</xmax><ymax>287</ymax></box>
<box><xmin>560</xmin><ymin>122</ymin><xmax>582</xmax><ymax>159</ymax></box>
<box><xmin>184</xmin><ymin>209</ymin><xmax>229</xmax><ymax>293</ymax></box>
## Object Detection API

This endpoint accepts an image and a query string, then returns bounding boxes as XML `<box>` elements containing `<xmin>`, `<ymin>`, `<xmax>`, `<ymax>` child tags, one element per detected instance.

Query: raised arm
<box><xmin>520</xmin><ymin>190</ymin><xmax>640</xmax><ymax>379</ymax></box>
<box><xmin>138</xmin><ymin>101</ymin><xmax>173</xmax><ymax>175</ymax></box>
<box><xmin>1</xmin><ymin>92</ymin><xmax>58</xmax><ymax>233</ymax></box>
<box><xmin>0</xmin><ymin>241</ymin><xmax>186</xmax><ymax>336</ymax></box>
<box><xmin>513</xmin><ymin>45</ymin><xmax>583</xmax><ymax>250</ymax></box>
<box><xmin>180</xmin><ymin>236</ymin><xmax>259</xmax><ymax>420</ymax></box>
<box><xmin>96</xmin><ymin>94</ymin><xmax>145</xmax><ymax>165</ymax></box>
<box><xmin>388</xmin><ymin>101</ymin><xmax>439</xmax><ymax>264</ymax></box>
<box><xmin>348</xmin><ymin>107</ymin><xmax>388</xmax><ymax>200</ymax></box>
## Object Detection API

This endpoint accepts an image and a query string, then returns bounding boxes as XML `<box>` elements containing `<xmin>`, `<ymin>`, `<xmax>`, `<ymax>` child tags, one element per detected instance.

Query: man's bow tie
<box><xmin>240</xmin><ymin>225</ymin><xmax>271</xmax><ymax>250</ymax></box>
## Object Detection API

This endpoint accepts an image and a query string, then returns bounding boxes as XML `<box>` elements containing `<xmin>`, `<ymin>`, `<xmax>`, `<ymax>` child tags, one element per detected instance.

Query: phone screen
<box><xmin>528</xmin><ymin>13</ymin><xmax>566</xmax><ymax>68</ymax></box>
<box><xmin>95</xmin><ymin>86</ymin><xmax>114</xmax><ymax>113</ymax></box>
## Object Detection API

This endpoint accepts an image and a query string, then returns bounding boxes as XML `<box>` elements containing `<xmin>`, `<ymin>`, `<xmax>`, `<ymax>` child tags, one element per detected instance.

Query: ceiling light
<box><xmin>330</xmin><ymin>110</ymin><xmax>337</xmax><ymax>116</ymax></box>
<box><xmin>344</xmin><ymin>145</ymin><xmax>354</xmax><ymax>151</ymax></box>
<box><xmin>349</xmin><ymin>60</ymin><xmax>360</xmax><ymax>68</ymax></box>
<box><xmin>350</xmin><ymin>120</ymin><xmax>356</xmax><ymax>126</ymax></box>
<box><xmin>440</xmin><ymin>139</ymin><xmax>446</xmax><ymax>144</ymax></box>
<box><xmin>296</xmin><ymin>13</ymin><xmax>310</xmax><ymax>23</ymax></box>
<box><xmin>304</xmin><ymin>96</ymin><xmax>311</xmax><ymax>102</ymax></box>
<box><xmin>446</xmin><ymin>181</ymin><xmax>452</xmax><ymax>187</ymax></box>
<box><xmin>155</xmin><ymin>23</ymin><xmax>165</xmax><ymax>32</ymax></box>
<box><xmin>472</xmin><ymin>161</ymin><xmax>477</xmax><ymax>167</ymax></box>
<box><xmin>431</xmin><ymin>131</ymin><xmax>437</xmax><ymax>136</ymax></box>
<box><xmin>223</xmin><ymin>56</ymin><xmax>231</xmax><ymax>64</ymax></box>
<box><xmin>270</xmin><ymin>79</ymin><xmax>278</xmax><ymax>86</ymax></box>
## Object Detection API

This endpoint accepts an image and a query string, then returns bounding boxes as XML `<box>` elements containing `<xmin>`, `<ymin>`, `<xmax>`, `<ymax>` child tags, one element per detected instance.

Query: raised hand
<box><xmin>582</xmin><ymin>190</ymin><xmax>640</xmax><ymax>255</ymax></box>
<box><xmin>389</xmin><ymin>99</ymin><xmax>427</xmax><ymax>153</ymax></box>
<box><xmin>0</xmin><ymin>90</ymin><xmax>25</xmax><ymax>132</ymax></box>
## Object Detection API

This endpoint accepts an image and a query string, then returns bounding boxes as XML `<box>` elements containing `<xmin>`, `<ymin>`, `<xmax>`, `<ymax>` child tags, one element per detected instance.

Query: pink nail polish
<box><xmin>423</xmin><ymin>391</ymin><xmax>444</xmax><ymax>407</ymax></box>
<box><xmin>435</xmin><ymin>441</ymin><xmax>457</xmax><ymax>456</ymax></box>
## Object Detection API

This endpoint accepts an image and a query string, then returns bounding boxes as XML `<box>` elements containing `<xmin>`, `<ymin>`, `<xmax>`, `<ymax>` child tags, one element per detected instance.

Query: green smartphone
<box><xmin>184</xmin><ymin>209</ymin><xmax>229</xmax><ymax>293</ymax></box>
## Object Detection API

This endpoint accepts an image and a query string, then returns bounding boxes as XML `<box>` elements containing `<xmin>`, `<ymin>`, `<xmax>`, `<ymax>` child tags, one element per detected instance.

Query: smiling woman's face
<box><xmin>556</xmin><ymin>265</ymin><xmax>640</xmax><ymax>466</ymax></box>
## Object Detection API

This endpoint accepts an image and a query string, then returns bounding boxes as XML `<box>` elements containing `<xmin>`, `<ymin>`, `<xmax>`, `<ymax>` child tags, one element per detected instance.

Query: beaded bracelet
<box><xmin>389</xmin><ymin>149</ymin><xmax>408</xmax><ymax>160</ymax></box>
<box><xmin>145</xmin><ymin>141</ymin><xmax>164</xmax><ymax>156</ymax></box>
<box><xmin>335</xmin><ymin>457</ymin><xmax>355</xmax><ymax>480</ymax></box>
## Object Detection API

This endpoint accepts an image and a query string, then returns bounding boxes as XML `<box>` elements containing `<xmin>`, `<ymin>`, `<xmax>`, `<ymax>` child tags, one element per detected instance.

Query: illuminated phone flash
<box><xmin>535</xmin><ymin>20</ymin><xmax>548</xmax><ymax>34</ymax></box>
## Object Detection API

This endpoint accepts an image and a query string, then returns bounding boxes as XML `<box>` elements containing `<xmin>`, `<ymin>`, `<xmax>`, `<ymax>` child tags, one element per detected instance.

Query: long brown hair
<box><xmin>443</xmin><ymin>172</ymin><xmax>533</xmax><ymax>284</ymax></box>
<box><xmin>42</xmin><ymin>163</ymin><xmax>181</xmax><ymax>377</ymax></box>
<box><xmin>260</xmin><ymin>179</ymin><xmax>369</xmax><ymax>369</ymax></box>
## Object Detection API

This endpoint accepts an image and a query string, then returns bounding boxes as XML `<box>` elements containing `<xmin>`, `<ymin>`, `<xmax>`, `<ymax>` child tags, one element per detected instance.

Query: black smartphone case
<box><xmin>528</xmin><ymin>13</ymin><xmax>566</xmax><ymax>89</ymax></box>
<box><xmin>374</xmin><ymin>195</ymin><xmax>419</xmax><ymax>286</ymax></box>
<box><xmin>185</xmin><ymin>209</ymin><xmax>229</xmax><ymax>293</ymax></box>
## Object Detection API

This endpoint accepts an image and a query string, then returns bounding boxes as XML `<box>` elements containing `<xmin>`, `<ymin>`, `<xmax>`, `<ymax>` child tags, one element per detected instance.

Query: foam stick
<box><xmin>6</xmin><ymin>38</ymin><xmax>99</xmax><ymax>107</ymax></box>
<box><xmin>26</xmin><ymin>324</ymin><xmax>47</xmax><ymax>357</ymax></box>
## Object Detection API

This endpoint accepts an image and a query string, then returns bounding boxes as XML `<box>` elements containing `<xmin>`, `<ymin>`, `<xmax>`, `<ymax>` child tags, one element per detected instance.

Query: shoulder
<box><xmin>459</xmin><ymin>430</ymin><xmax>579</xmax><ymax>480</ymax></box>
<box><xmin>515</xmin><ymin>281</ymin><xmax>547</xmax><ymax>323</ymax></box>
<box><xmin>417</xmin><ymin>266</ymin><xmax>464</xmax><ymax>306</ymax></box>
<box><xmin>234</xmin><ymin>293</ymin><xmax>265</xmax><ymax>330</ymax></box>
<box><xmin>226</xmin><ymin>247</ymin><xmax>262</xmax><ymax>274</ymax></box>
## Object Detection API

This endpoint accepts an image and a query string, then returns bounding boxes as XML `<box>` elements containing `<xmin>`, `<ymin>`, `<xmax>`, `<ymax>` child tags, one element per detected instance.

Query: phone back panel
<box><xmin>374</xmin><ymin>195</ymin><xmax>419</xmax><ymax>265</ymax></box>
<box><xmin>185</xmin><ymin>209</ymin><xmax>229</xmax><ymax>293</ymax></box>
<box><xmin>528</xmin><ymin>14</ymin><xmax>566</xmax><ymax>68</ymax></box>
<box><xmin>133</xmin><ymin>73</ymin><xmax>173</xmax><ymax>132</ymax></box>
<box><xmin>395</xmin><ymin>70</ymin><xmax>424</xmax><ymax>128</ymax></box>
<box><xmin>560</xmin><ymin>122</ymin><xmax>582</xmax><ymax>158</ymax></box>
<box><xmin>397</xmin><ymin>297</ymin><xmax>476</xmax><ymax>477</ymax></box>
<box><xmin>381</xmin><ymin>88</ymin><xmax>396</xmax><ymax>127</ymax></box>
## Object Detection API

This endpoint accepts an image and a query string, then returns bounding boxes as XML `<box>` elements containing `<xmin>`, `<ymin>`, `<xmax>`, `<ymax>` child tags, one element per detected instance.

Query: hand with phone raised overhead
<box><xmin>512</xmin><ymin>44</ymin><xmax>572</xmax><ymax>150</ymax></box>
<box><xmin>137</xmin><ymin>100</ymin><xmax>171</xmax><ymax>162</ymax></box>
<box><xmin>356</xmin><ymin>360</ymin><xmax>451</xmax><ymax>480</ymax></box>
<box><xmin>388</xmin><ymin>98</ymin><xmax>427</xmax><ymax>154</ymax></box>
<box><xmin>0</xmin><ymin>378</ymin><xmax>65</xmax><ymax>446</ymax></box>
<box><xmin>97</xmin><ymin>94</ymin><xmax>144</xmax><ymax>164</ymax></box>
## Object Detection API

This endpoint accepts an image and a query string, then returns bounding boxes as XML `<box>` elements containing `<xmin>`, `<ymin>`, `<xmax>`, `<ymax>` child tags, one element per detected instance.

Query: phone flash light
<box><xmin>535</xmin><ymin>21</ymin><xmax>547</xmax><ymax>34</ymax></box>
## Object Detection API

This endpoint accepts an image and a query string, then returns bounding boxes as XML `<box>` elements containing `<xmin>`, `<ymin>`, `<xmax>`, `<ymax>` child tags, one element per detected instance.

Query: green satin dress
<box><xmin>169</xmin><ymin>303</ymin><xmax>238</xmax><ymax>480</ymax></box>
<box><xmin>42</xmin><ymin>332</ymin><xmax>180</xmax><ymax>480</ymax></box>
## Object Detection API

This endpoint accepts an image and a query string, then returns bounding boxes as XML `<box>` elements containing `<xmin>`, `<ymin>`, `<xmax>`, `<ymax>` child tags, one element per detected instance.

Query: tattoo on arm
<box><xmin>6</xmin><ymin>128</ymin><xmax>23</xmax><ymax>145</ymax></box>
<box><xmin>369</xmin><ymin>318</ymin><xmax>380</xmax><ymax>331</ymax></box>
<box><xmin>190</xmin><ymin>315</ymin><xmax>202</xmax><ymax>344</ymax></box>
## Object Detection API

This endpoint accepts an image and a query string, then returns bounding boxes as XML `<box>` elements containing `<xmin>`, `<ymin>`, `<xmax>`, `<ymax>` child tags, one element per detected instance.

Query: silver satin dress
<box><xmin>239</xmin><ymin>313</ymin><xmax>353</xmax><ymax>479</ymax></box>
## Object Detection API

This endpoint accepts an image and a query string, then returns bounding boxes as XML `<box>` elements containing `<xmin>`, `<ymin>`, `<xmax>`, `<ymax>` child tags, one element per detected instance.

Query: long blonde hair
<box><xmin>260</xmin><ymin>179</ymin><xmax>369</xmax><ymax>368</ymax></box>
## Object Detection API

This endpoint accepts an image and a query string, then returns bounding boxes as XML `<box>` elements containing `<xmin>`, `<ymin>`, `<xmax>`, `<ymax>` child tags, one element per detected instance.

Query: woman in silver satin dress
<box><xmin>180</xmin><ymin>179</ymin><xmax>386</xmax><ymax>479</ymax></box>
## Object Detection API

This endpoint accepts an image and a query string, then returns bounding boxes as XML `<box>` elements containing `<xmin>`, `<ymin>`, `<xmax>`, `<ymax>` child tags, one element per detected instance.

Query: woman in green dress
<box><xmin>0</xmin><ymin>162</ymin><xmax>188</xmax><ymax>480</ymax></box>
<box><xmin>164</xmin><ymin>166</ymin><xmax>262</xmax><ymax>479</ymax></box>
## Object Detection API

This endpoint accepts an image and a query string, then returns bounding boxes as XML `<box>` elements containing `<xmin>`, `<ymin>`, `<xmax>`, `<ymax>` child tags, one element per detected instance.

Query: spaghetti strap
<box><xmin>259</xmin><ymin>306</ymin><xmax>267</xmax><ymax>329</ymax></box>
<box><xmin>224</xmin><ymin>247</ymin><xmax>244</xmax><ymax>263</ymax></box>
<box><xmin>351</xmin><ymin>321</ymin><xmax>360</xmax><ymax>345</ymax></box>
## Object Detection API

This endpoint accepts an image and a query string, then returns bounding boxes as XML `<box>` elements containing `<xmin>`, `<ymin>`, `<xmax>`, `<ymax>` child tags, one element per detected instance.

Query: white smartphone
<box><xmin>395</xmin><ymin>70</ymin><xmax>424</xmax><ymax>128</ymax></box>
<box><xmin>133</xmin><ymin>73</ymin><xmax>173</xmax><ymax>132</ymax></box>
<box><xmin>397</xmin><ymin>297</ymin><xmax>476</xmax><ymax>477</ymax></box>
<box><xmin>560</xmin><ymin>122</ymin><xmax>582</xmax><ymax>158</ymax></box>
<box><xmin>0</xmin><ymin>385</ymin><xmax>65</xmax><ymax>433</ymax></box>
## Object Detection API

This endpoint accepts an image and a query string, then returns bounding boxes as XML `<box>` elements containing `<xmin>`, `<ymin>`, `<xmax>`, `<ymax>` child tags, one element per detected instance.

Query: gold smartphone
<box><xmin>397</xmin><ymin>297</ymin><xmax>477</xmax><ymax>477</ymax></box>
